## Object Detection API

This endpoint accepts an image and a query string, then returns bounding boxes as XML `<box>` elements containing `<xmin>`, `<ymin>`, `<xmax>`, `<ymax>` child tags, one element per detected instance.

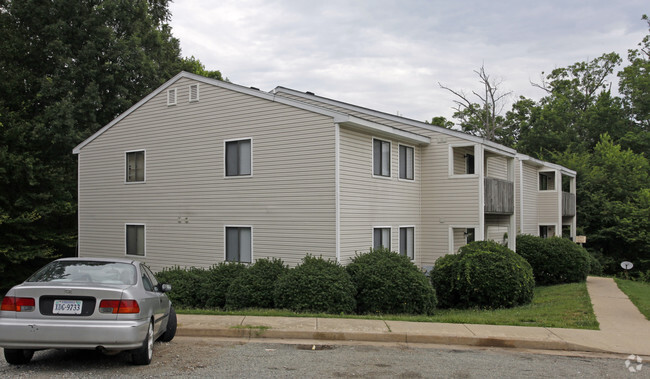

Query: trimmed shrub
<box><xmin>516</xmin><ymin>235</ymin><xmax>590</xmax><ymax>285</ymax></box>
<box><xmin>202</xmin><ymin>262</ymin><xmax>248</xmax><ymax>309</ymax></box>
<box><xmin>346</xmin><ymin>248</ymin><xmax>437</xmax><ymax>315</ymax></box>
<box><xmin>587</xmin><ymin>253</ymin><xmax>603</xmax><ymax>276</ymax></box>
<box><xmin>274</xmin><ymin>255</ymin><xmax>356</xmax><ymax>314</ymax></box>
<box><xmin>226</xmin><ymin>258</ymin><xmax>288</xmax><ymax>310</ymax></box>
<box><xmin>155</xmin><ymin>266</ymin><xmax>209</xmax><ymax>308</ymax></box>
<box><xmin>430</xmin><ymin>241</ymin><xmax>535</xmax><ymax>309</ymax></box>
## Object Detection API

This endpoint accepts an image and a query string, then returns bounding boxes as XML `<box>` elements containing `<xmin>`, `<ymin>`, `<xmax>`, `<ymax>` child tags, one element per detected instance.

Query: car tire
<box><xmin>158</xmin><ymin>306</ymin><xmax>177</xmax><ymax>342</ymax></box>
<box><xmin>4</xmin><ymin>349</ymin><xmax>34</xmax><ymax>365</ymax></box>
<box><xmin>132</xmin><ymin>321</ymin><xmax>154</xmax><ymax>365</ymax></box>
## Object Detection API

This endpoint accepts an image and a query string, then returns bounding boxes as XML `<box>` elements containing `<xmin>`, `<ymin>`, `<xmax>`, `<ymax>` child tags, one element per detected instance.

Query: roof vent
<box><xmin>250</xmin><ymin>87</ymin><xmax>259</xmax><ymax>91</ymax></box>
<box><xmin>189</xmin><ymin>84</ymin><xmax>199</xmax><ymax>102</ymax></box>
<box><xmin>306</xmin><ymin>91</ymin><xmax>315</xmax><ymax>95</ymax></box>
<box><xmin>167</xmin><ymin>88</ymin><xmax>177</xmax><ymax>106</ymax></box>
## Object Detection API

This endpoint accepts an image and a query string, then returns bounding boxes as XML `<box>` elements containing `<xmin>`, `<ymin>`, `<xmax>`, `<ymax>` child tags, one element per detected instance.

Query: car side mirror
<box><xmin>160</xmin><ymin>283</ymin><xmax>172</xmax><ymax>293</ymax></box>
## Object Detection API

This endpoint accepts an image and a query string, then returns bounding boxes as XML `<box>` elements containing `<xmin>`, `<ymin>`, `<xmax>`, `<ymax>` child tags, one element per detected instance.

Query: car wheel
<box><xmin>132</xmin><ymin>321</ymin><xmax>154</xmax><ymax>365</ymax></box>
<box><xmin>158</xmin><ymin>306</ymin><xmax>177</xmax><ymax>342</ymax></box>
<box><xmin>4</xmin><ymin>349</ymin><xmax>34</xmax><ymax>365</ymax></box>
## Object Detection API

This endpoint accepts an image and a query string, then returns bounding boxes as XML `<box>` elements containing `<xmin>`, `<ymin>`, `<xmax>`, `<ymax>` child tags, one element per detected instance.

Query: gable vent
<box><xmin>167</xmin><ymin>88</ymin><xmax>177</xmax><ymax>106</ymax></box>
<box><xmin>189</xmin><ymin>84</ymin><xmax>199</xmax><ymax>102</ymax></box>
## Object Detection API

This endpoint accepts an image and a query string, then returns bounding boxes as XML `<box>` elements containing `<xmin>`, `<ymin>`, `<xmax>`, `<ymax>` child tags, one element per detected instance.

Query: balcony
<box><xmin>562</xmin><ymin>192</ymin><xmax>576</xmax><ymax>217</ymax></box>
<box><xmin>484</xmin><ymin>177</ymin><xmax>514</xmax><ymax>215</ymax></box>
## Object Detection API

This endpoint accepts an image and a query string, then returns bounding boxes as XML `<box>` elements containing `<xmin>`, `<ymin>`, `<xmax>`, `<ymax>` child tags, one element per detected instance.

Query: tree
<box><xmin>619</xmin><ymin>15</ymin><xmax>650</xmax><ymax>130</ymax></box>
<box><xmin>181</xmin><ymin>56</ymin><xmax>226</xmax><ymax>81</ymax></box>
<box><xmin>0</xmin><ymin>0</ymin><xmax>221</xmax><ymax>286</ymax></box>
<box><xmin>426</xmin><ymin>116</ymin><xmax>454</xmax><ymax>129</ymax></box>
<box><xmin>554</xmin><ymin>135</ymin><xmax>650</xmax><ymax>273</ymax></box>
<box><xmin>439</xmin><ymin>65</ymin><xmax>512</xmax><ymax>142</ymax></box>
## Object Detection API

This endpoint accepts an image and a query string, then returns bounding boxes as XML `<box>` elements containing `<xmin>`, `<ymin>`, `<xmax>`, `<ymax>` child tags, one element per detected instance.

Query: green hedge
<box><xmin>203</xmin><ymin>262</ymin><xmax>248</xmax><ymax>308</ymax></box>
<box><xmin>346</xmin><ymin>248</ymin><xmax>436</xmax><ymax>315</ymax></box>
<box><xmin>430</xmin><ymin>241</ymin><xmax>535</xmax><ymax>309</ymax></box>
<box><xmin>226</xmin><ymin>258</ymin><xmax>288</xmax><ymax>310</ymax></box>
<box><xmin>274</xmin><ymin>255</ymin><xmax>356</xmax><ymax>314</ymax></box>
<box><xmin>516</xmin><ymin>235</ymin><xmax>590</xmax><ymax>285</ymax></box>
<box><xmin>155</xmin><ymin>266</ymin><xmax>209</xmax><ymax>308</ymax></box>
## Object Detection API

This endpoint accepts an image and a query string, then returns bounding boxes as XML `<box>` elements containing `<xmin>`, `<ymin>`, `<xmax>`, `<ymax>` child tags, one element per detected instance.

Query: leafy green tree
<box><xmin>619</xmin><ymin>15</ymin><xmax>650</xmax><ymax>130</ymax></box>
<box><xmin>0</xmin><ymin>0</ymin><xmax>221</xmax><ymax>283</ymax></box>
<box><xmin>181</xmin><ymin>56</ymin><xmax>226</xmax><ymax>81</ymax></box>
<box><xmin>426</xmin><ymin>116</ymin><xmax>454</xmax><ymax>129</ymax></box>
<box><xmin>554</xmin><ymin>135</ymin><xmax>650</xmax><ymax>273</ymax></box>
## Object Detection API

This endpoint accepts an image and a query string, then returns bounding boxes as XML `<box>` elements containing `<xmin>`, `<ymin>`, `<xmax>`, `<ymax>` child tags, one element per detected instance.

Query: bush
<box><xmin>430</xmin><ymin>241</ymin><xmax>535</xmax><ymax>309</ymax></box>
<box><xmin>274</xmin><ymin>255</ymin><xmax>356</xmax><ymax>314</ymax></box>
<box><xmin>587</xmin><ymin>252</ymin><xmax>603</xmax><ymax>276</ymax></box>
<box><xmin>226</xmin><ymin>258</ymin><xmax>288</xmax><ymax>310</ymax></box>
<box><xmin>155</xmin><ymin>266</ymin><xmax>210</xmax><ymax>308</ymax></box>
<box><xmin>516</xmin><ymin>235</ymin><xmax>590</xmax><ymax>285</ymax></box>
<box><xmin>202</xmin><ymin>262</ymin><xmax>248</xmax><ymax>309</ymax></box>
<box><xmin>346</xmin><ymin>248</ymin><xmax>437</xmax><ymax>315</ymax></box>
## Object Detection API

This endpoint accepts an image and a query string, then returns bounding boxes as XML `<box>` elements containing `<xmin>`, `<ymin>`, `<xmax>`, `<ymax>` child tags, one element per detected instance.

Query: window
<box><xmin>399</xmin><ymin>145</ymin><xmax>414</xmax><ymax>180</ymax></box>
<box><xmin>226</xmin><ymin>227</ymin><xmax>252</xmax><ymax>263</ymax></box>
<box><xmin>540</xmin><ymin>225</ymin><xmax>549</xmax><ymax>238</ymax></box>
<box><xmin>373</xmin><ymin>227</ymin><xmax>391</xmax><ymax>249</ymax></box>
<box><xmin>126</xmin><ymin>151</ymin><xmax>145</xmax><ymax>182</ymax></box>
<box><xmin>189</xmin><ymin>84</ymin><xmax>199</xmax><ymax>102</ymax></box>
<box><xmin>399</xmin><ymin>227</ymin><xmax>414</xmax><ymax>259</ymax></box>
<box><xmin>141</xmin><ymin>265</ymin><xmax>159</xmax><ymax>292</ymax></box>
<box><xmin>539</xmin><ymin>171</ymin><xmax>555</xmax><ymax>190</ymax></box>
<box><xmin>465</xmin><ymin>154</ymin><xmax>475</xmax><ymax>175</ymax></box>
<box><xmin>225</xmin><ymin>139</ymin><xmax>252</xmax><ymax>177</ymax></box>
<box><xmin>126</xmin><ymin>224</ymin><xmax>145</xmax><ymax>256</ymax></box>
<box><xmin>373</xmin><ymin>139</ymin><xmax>391</xmax><ymax>177</ymax></box>
<box><xmin>465</xmin><ymin>228</ymin><xmax>475</xmax><ymax>243</ymax></box>
<box><xmin>167</xmin><ymin>88</ymin><xmax>177</xmax><ymax>106</ymax></box>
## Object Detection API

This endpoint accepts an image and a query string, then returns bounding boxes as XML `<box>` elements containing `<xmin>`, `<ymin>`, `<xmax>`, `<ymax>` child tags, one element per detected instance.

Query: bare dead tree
<box><xmin>439</xmin><ymin>65</ymin><xmax>512</xmax><ymax>141</ymax></box>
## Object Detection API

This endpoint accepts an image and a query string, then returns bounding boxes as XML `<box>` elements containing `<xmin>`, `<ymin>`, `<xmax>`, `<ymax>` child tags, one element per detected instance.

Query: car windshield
<box><xmin>26</xmin><ymin>261</ymin><xmax>137</xmax><ymax>285</ymax></box>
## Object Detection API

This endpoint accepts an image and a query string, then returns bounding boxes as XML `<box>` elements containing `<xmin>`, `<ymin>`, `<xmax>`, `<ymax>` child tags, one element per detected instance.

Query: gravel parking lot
<box><xmin>0</xmin><ymin>337</ymin><xmax>629</xmax><ymax>378</ymax></box>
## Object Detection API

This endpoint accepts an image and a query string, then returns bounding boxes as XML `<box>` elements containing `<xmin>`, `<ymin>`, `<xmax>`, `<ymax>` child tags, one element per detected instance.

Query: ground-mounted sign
<box><xmin>575</xmin><ymin>235</ymin><xmax>587</xmax><ymax>243</ymax></box>
<box><xmin>621</xmin><ymin>261</ymin><xmax>634</xmax><ymax>270</ymax></box>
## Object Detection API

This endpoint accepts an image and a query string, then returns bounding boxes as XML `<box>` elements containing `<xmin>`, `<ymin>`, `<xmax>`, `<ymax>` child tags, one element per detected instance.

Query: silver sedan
<box><xmin>0</xmin><ymin>257</ymin><xmax>176</xmax><ymax>365</ymax></box>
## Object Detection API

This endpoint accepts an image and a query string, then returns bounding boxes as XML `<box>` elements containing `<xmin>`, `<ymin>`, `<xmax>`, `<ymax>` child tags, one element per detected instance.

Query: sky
<box><xmin>168</xmin><ymin>0</ymin><xmax>648</xmax><ymax>122</ymax></box>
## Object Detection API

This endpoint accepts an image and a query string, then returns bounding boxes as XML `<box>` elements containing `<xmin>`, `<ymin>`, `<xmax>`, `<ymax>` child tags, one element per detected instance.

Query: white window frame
<box><xmin>125</xmin><ymin>223</ymin><xmax>146</xmax><ymax>257</ymax></box>
<box><xmin>448</xmin><ymin>144</ymin><xmax>479</xmax><ymax>178</ymax></box>
<box><xmin>372</xmin><ymin>226</ymin><xmax>392</xmax><ymax>250</ymax></box>
<box><xmin>538</xmin><ymin>170</ymin><xmax>557</xmax><ymax>192</ymax></box>
<box><xmin>538</xmin><ymin>224</ymin><xmax>558</xmax><ymax>238</ymax></box>
<box><xmin>167</xmin><ymin>88</ymin><xmax>177</xmax><ymax>106</ymax></box>
<box><xmin>224</xmin><ymin>225</ymin><xmax>253</xmax><ymax>263</ymax></box>
<box><xmin>398</xmin><ymin>225</ymin><xmax>415</xmax><ymax>260</ymax></box>
<box><xmin>398</xmin><ymin>143</ymin><xmax>415</xmax><ymax>181</ymax></box>
<box><xmin>188</xmin><ymin>84</ymin><xmax>199</xmax><ymax>103</ymax></box>
<box><xmin>372</xmin><ymin>137</ymin><xmax>391</xmax><ymax>179</ymax></box>
<box><xmin>448</xmin><ymin>225</ymin><xmax>480</xmax><ymax>254</ymax></box>
<box><xmin>125</xmin><ymin>149</ymin><xmax>146</xmax><ymax>184</ymax></box>
<box><xmin>224</xmin><ymin>138</ymin><xmax>253</xmax><ymax>178</ymax></box>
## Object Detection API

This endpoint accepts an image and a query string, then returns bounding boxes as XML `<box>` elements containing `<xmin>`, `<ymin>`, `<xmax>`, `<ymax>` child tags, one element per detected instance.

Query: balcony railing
<box><xmin>562</xmin><ymin>192</ymin><xmax>576</xmax><ymax>217</ymax></box>
<box><xmin>484</xmin><ymin>177</ymin><xmax>514</xmax><ymax>215</ymax></box>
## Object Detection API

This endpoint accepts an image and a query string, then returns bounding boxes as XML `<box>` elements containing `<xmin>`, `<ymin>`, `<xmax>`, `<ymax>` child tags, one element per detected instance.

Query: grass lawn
<box><xmin>614</xmin><ymin>278</ymin><xmax>650</xmax><ymax>320</ymax></box>
<box><xmin>179</xmin><ymin>281</ymin><xmax>599</xmax><ymax>330</ymax></box>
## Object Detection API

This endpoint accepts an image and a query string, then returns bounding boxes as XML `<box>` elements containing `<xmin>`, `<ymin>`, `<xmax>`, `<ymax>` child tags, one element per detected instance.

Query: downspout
<box><xmin>335</xmin><ymin>123</ymin><xmax>341</xmax><ymax>263</ymax></box>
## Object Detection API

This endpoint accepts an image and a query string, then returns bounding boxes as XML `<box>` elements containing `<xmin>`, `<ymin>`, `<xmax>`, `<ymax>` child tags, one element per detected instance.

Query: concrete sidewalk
<box><xmin>175</xmin><ymin>277</ymin><xmax>650</xmax><ymax>356</ymax></box>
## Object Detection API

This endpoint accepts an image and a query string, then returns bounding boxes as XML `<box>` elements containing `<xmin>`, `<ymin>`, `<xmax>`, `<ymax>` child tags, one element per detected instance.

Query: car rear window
<box><xmin>27</xmin><ymin>261</ymin><xmax>137</xmax><ymax>285</ymax></box>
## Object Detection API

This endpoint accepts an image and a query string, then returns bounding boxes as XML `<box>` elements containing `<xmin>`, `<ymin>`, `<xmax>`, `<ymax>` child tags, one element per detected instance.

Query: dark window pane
<box><xmin>373</xmin><ymin>140</ymin><xmax>381</xmax><ymax>176</ymax></box>
<box><xmin>226</xmin><ymin>227</ymin><xmax>239</xmax><ymax>261</ymax></box>
<box><xmin>226</xmin><ymin>142</ymin><xmax>239</xmax><ymax>176</ymax></box>
<box><xmin>126</xmin><ymin>225</ymin><xmax>144</xmax><ymax>256</ymax></box>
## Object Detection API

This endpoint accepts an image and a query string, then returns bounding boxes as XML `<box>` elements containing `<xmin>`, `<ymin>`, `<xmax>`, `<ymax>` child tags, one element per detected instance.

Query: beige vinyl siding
<box><xmin>538</xmin><ymin>191</ymin><xmax>559</xmax><ymax>225</ymax></box>
<box><xmin>276</xmin><ymin>91</ymin><xmax>481</xmax><ymax>265</ymax></box>
<box><xmin>520</xmin><ymin>162</ymin><xmax>540</xmax><ymax>235</ymax></box>
<box><xmin>485</xmin><ymin>154</ymin><xmax>508</xmax><ymax>180</ymax></box>
<box><xmin>338</xmin><ymin>126</ymin><xmax>421</xmax><ymax>264</ymax></box>
<box><xmin>485</xmin><ymin>214</ymin><xmax>510</xmax><ymax>244</ymax></box>
<box><xmin>78</xmin><ymin>77</ymin><xmax>336</xmax><ymax>271</ymax></box>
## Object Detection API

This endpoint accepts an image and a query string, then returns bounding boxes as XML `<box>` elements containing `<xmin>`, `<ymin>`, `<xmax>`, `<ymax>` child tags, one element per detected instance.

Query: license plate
<box><xmin>53</xmin><ymin>300</ymin><xmax>82</xmax><ymax>315</ymax></box>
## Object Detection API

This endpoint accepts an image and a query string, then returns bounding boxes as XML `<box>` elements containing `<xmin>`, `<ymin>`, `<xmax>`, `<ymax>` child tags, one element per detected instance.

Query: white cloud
<box><xmin>169</xmin><ymin>0</ymin><xmax>648</xmax><ymax>122</ymax></box>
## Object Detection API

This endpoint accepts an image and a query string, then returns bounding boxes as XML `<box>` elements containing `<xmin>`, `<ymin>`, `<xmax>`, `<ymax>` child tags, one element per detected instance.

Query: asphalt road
<box><xmin>0</xmin><ymin>337</ymin><xmax>636</xmax><ymax>378</ymax></box>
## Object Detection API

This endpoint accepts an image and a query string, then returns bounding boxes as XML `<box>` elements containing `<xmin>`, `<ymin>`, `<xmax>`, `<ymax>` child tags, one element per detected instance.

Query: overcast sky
<box><xmin>169</xmin><ymin>0</ymin><xmax>648</xmax><ymax>122</ymax></box>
